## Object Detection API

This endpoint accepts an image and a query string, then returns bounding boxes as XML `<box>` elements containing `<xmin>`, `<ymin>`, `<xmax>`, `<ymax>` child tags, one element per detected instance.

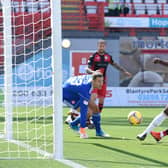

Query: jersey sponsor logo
<box><xmin>83</xmin><ymin>100</ymin><xmax>88</xmax><ymax>105</ymax></box>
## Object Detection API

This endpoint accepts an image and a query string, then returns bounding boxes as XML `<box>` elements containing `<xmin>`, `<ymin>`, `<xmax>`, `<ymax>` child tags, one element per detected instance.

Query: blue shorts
<box><xmin>63</xmin><ymin>98</ymin><xmax>80</xmax><ymax>110</ymax></box>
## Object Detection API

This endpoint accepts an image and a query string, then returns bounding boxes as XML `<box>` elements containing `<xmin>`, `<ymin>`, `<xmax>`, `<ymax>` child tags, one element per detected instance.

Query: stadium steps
<box><xmin>62</xmin><ymin>0</ymin><xmax>88</xmax><ymax>30</ymax></box>
<box><xmin>62</xmin><ymin>25</ymin><xmax>88</xmax><ymax>30</ymax></box>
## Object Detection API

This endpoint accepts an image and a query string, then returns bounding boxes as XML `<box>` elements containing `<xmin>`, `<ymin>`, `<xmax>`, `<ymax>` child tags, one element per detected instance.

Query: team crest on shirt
<box><xmin>83</xmin><ymin>100</ymin><xmax>88</xmax><ymax>105</ymax></box>
<box><xmin>71</xmin><ymin>100</ymin><xmax>75</xmax><ymax>104</ymax></box>
<box><xmin>105</xmin><ymin>55</ymin><xmax>110</xmax><ymax>61</ymax></box>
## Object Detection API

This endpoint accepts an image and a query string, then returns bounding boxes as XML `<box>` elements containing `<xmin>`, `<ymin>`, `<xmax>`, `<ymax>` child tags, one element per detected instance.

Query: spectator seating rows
<box><xmin>12</xmin><ymin>0</ymin><xmax>50</xmax><ymax>13</ymax></box>
<box><xmin>84</xmin><ymin>0</ymin><xmax>168</xmax><ymax>16</ymax></box>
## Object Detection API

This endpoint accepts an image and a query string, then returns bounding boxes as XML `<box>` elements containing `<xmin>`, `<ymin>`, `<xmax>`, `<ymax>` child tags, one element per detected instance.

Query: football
<box><xmin>127</xmin><ymin>111</ymin><xmax>142</xmax><ymax>125</ymax></box>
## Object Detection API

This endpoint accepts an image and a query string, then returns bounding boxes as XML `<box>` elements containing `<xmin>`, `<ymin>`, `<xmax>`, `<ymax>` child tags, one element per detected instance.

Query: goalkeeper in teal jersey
<box><xmin>63</xmin><ymin>73</ymin><xmax>103</xmax><ymax>138</ymax></box>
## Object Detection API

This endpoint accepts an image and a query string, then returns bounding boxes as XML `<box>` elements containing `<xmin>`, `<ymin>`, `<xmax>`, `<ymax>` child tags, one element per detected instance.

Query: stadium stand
<box><xmin>7</xmin><ymin>0</ymin><xmax>168</xmax><ymax>34</ymax></box>
<box><xmin>0</xmin><ymin>0</ymin><xmax>51</xmax><ymax>72</ymax></box>
<box><xmin>82</xmin><ymin>0</ymin><xmax>168</xmax><ymax>36</ymax></box>
<box><xmin>62</xmin><ymin>0</ymin><xmax>88</xmax><ymax>30</ymax></box>
<box><xmin>83</xmin><ymin>0</ymin><xmax>168</xmax><ymax>16</ymax></box>
<box><xmin>0</xmin><ymin>0</ymin><xmax>167</xmax><ymax>58</ymax></box>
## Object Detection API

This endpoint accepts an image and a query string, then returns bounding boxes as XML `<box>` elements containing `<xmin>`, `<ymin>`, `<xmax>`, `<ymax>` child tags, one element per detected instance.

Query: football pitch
<box><xmin>0</xmin><ymin>107</ymin><xmax>168</xmax><ymax>168</ymax></box>
<box><xmin>64</xmin><ymin>107</ymin><xmax>168</xmax><ymax>168</ymax></box>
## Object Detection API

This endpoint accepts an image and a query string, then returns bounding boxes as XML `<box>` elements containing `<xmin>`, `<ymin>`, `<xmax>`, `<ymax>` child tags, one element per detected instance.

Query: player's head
<box><xmin>92</xmin><ymin>72</ymin><xmax>103</xmax><ymax>89</ymax></box>
<box><xmin>97</xmin><ymin>39</ymin><xmax>106</xmax><ymax>54</ymax></box>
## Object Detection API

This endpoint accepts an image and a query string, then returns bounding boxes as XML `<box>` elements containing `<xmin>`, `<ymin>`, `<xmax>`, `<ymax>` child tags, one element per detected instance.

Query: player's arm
<box><xmin>86</xmin><ymin>67</ymin><xmax>95</xmax><ymax>74</ymax></box>
<box><xmin>153</xmin><ymin>58</ymin><xmax>168</xmax><ymax>66</ymax></box>
<box><xmin>79</xmin><ymin>97</ymin><xmax>89</xmax><ymax>128</ymax></box>
<box><xmin>110</xmin><ymin>61</ymin><xmax>132</xmax><ymax>77</ymax></box>
<box><xmin>86</xmin><ymin>54</ymin><xmax>94</xmax><ymax>74</ymax></box>
<box><xmin>88</xmin><ymin>93</ymin><xmax>99</xmax><ymax>112</ymax></box>
<box><xmin>86</xmin><ymin>54</ymin><xmax>102</xmax><ymax>74</ymax></box>
<box><xmin>86</xmin><ymin>67</ymin><xmax>102</xmax><ymax>75</ymax></box>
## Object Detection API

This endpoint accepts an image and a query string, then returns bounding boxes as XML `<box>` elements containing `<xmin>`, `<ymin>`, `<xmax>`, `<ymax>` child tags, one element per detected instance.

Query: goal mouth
<box><xmin>0</xmin><ymin>0</ymin><xmax>62</xmax><ymax>159</ymax></box>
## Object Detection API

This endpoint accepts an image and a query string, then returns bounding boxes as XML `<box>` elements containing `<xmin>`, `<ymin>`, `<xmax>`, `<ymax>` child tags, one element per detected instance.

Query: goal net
<box><xmin>0</xmin><ymin>0</ymin><xmax>62</xmax><ymax>159</ymax></box>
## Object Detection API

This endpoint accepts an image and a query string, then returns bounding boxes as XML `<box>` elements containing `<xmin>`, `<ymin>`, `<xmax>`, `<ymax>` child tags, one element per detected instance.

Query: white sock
<box><xmin>160</xmin><ymin>131</ymin><xmax>164</xmax><ymax>138</ymax></box>
<box><xmin>143</xmin><ymin>112</ymin><xmax>168</xmax><ymax>135</ymax></box>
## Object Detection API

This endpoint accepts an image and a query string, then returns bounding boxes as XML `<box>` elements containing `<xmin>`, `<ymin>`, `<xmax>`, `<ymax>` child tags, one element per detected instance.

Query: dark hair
<box><xmin>92</xmin><ymin>72</ymin><xmax>103</xmax><ymax>80</ymax></box>
<box><xmin>97</xmin><ymin>39</ymin><xmax>106</xmax><ymax>45</ymax></box>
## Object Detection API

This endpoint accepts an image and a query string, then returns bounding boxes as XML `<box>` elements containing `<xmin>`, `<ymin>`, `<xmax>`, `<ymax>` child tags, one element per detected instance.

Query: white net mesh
<box><xmin>0</xmin><ymin>0</ymin><xmax>54</xmax><ymax>159</ymax></box>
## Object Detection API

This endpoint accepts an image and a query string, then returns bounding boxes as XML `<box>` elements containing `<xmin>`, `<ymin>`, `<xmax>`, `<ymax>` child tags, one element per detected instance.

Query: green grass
<box><xmin>0</xmin><ymin>160</ymin><xmax>70</xmax><ymax>168</ymax></box>
<box><xmin>0</xmin><ymin>107</ymin><xmax>168</xmax><ymax>168</ymax></box>
<box><xmin>64</xmin><ymin>107</ymin><xmax>168</xmax><ymax>168</ymax></box>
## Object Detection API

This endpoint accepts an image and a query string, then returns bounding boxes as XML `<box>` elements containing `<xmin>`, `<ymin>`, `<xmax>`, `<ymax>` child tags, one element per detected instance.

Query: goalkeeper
<box><xmin>63</xmin><ymin>72</ymin><xmax>103</xmax><ymax>139</ymax></box>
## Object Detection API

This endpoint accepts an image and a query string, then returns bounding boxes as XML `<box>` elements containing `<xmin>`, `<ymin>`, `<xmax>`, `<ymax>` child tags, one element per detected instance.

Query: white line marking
<box><xmin>0</xmin><ymin>135</ymin><xmax>87</xmax><ymax>168</ymax></box>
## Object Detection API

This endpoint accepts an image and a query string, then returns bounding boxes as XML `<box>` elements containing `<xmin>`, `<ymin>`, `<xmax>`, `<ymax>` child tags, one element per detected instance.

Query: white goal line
<box><xmin>0</xmin><ymin>134</ymin><xmax>87</xmax><ymax>168</ymax></box>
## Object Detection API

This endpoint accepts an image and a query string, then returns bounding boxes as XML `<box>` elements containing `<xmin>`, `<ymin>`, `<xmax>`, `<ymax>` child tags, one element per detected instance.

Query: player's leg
<box><xmin>64</xmin><ymin>108</ymin><xmax>80</xmax><ymax>124</ymax></box>
<box><xmin>77</xmin><ymin>93</ymin><xmax>98</xmax><ymax>138</ymax></box>
<box><xmin>98</xmin><ymin>97</ymin><xmax>104</xmax><ymax>112</ymax></box>
<box><xmin>89</xmin><ymin>100</ymin><xmax>101</xmax><ymax>135</ymax></box>
<box><xmin>97</xmin><ymin>83</ymin><xmax>106</xmax><ymax>112</ymax></box>
<box><xmin>63</xmin><ymin>89</ymin><xmax>81</xmax><ymax>133</ymax></box>
<box><xmin>93</xmin><ymin>84</ymin><xmax>109</xmax><ymax>137</ymax></box>
<box><xmin>137</xmin><ymin>105</ymin><xmax>168</xmax><ymax>141</ymax></box>
<box><xmin>78</xmin><ymin>98</ymin><xmax>90</xmax><ymax>139</ymax></box>
<box><xmin>68</xmin><ymin>92</ymin><xmax>97</xmax><ymax>136</ymax></box>
<box><xmin>88</xmin><ymin>93</ymin><xmax>103</xmax><ymax>135</ymax></box>
<box><xmin>63</xmin><ymin>97</ymin><xmax>80</xmax><ymax>133</ymax></box>
<box><xmin>151</xmin><ymin>129</ymin><xmax>168</xmax><ymax>142</ymax></box>
<box><xmin>89</xmin><ymin>98</ymin><xmax>110</xmax><ymax>137</ymax></box>
<box><xmin>69</xmin><ymin>107</ymin><xmax>81</xmax><ymax>133</ymax></box>
<box><xmin>74</xmin><ymin>93</ymin><xmax>105</xmax><ymax>138</ymax></box>
<box><xmin>68</xmin><ymin>89</ymin><xmax>96</xmax><ymax>129</ymax></box>
<box><xmin>86</xmin><ymin>108</ymin><xmax>94</xmax><ymax>129</ymax></box>
<box><xmin>92</xmin><ymin>111</ymin><xmax>110</xmax><ymax>137</ymax></box>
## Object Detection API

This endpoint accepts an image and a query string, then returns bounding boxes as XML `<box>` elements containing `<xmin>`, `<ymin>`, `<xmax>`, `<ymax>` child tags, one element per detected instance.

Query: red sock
<box><xmin>163</xmin><ymin>129</ymin><xmax>168</xmax><ymax>136</ymax></box>
<box><xmin>98</xmin><ymin>103</ymin><xmax>104</xmax><ymax>112</ymax></box>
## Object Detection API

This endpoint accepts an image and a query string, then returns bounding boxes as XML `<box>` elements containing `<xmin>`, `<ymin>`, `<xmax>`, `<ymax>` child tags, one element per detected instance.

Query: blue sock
<box><xmin>70</xmin><ymin>116</ymin><xmax>80</xmax><ymax>126</ymax></box>
<box><xmin>80</xmin><ymin>110</ymin><xmax>87</xmax><ymax>128</ymax></box>
<box><xmin>92</xmin><ymin>113</ymin><xmax>101</xmax><ymax>133</ymax></box>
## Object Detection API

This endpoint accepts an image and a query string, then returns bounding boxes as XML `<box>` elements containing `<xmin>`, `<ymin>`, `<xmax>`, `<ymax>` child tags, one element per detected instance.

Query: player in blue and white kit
<box><xmin>63</xmin><ymin>73</ymin><xmax>103</xmax><ymax>138</ymax></box>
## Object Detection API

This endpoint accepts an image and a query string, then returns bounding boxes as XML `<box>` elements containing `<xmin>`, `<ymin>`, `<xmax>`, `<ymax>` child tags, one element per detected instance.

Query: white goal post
<box><xmin>0</xmin><ymin>0</ymin><xmax>63</xmax><ymax>160</ymax></box>
<box><xmin>51</xmin><ymin>0</ymin><xmax>63</xmax><ymax>160</ymax></box>
<box><xmin>2</xmin><ymin>0</ymin><xmax>13</xmax><ymax>141</ymax></box>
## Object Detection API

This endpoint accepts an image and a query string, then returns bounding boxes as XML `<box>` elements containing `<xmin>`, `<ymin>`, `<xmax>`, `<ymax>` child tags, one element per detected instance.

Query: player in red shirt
<box><xmin>65</xmin><ymin>39</ymin><xmax>131</xmax><ymax>137</ymax></box>
<box><xmin>86</xmin><ymin>39</ymin><xmax>132</xmax><ymax>112</ymax></box>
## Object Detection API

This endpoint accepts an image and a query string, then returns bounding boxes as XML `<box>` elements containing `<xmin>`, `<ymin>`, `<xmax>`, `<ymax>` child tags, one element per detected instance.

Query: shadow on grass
<box><xmin>0</xmin><ymin>115</ymin><xmax>167</xmax><ymax>127</ymax></box>
<box><xmin>102</xmin><ymin>116</ymin><xmax>168</xmax><ymax>127</ymax></box>
<box><xmin>92</xmin><ymin>143</ymin><xmax>168</xmax><ymax>167</ymax></box>
<box><xmin>141</xmin><ymin>141</ymin><xmax>168</xmax><ymax>146</ymax></box>
<box><xmin>88</xmin><ymin>136</ymin><xmax>133</xmax><ymax>141</ymax></box>
<box><xmin>65</xmin><ymin>140</ymin><xmax>168</xmax><ymax>167</ymax></box>
<box><xmin>68</xmin><ymin>158</ymin><xmax>163</xmax><ymax>168</ymax></box>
